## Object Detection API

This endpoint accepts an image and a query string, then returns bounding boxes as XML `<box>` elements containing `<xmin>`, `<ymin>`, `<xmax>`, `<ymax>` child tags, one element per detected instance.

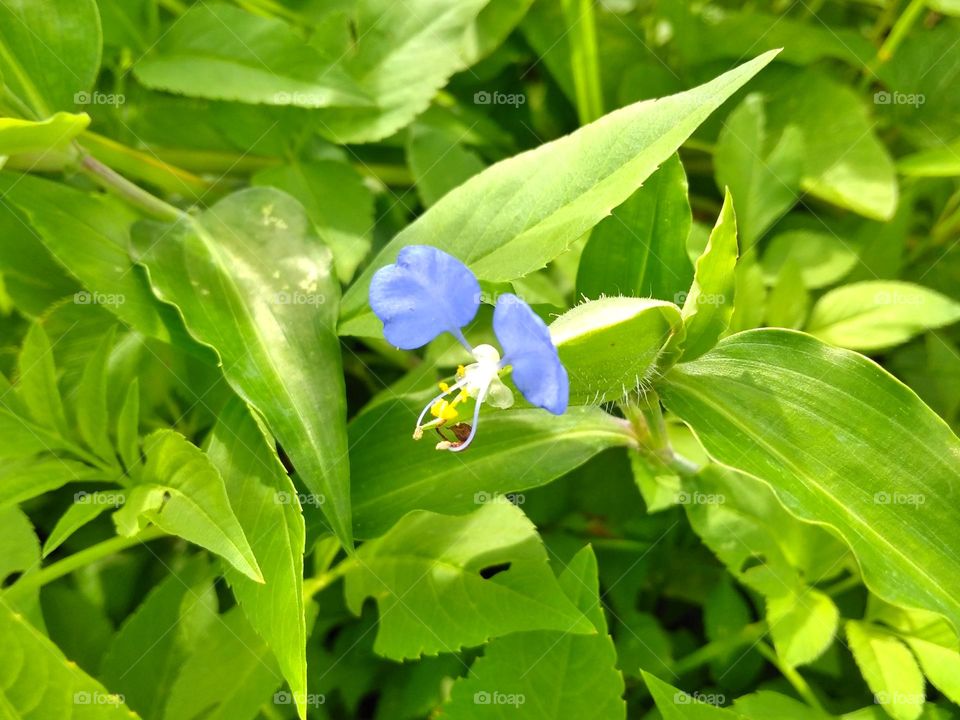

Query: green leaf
<box><xmin>134</xmin><ymin>3</ymin><xmax>367</xmax><ymax>108</ymax></box>
<box><xmin>551</xmin><ymin>297</ymin><xmax>684</xmax><ymax>403</ymax></box>
<box><xmin>767</xmin><ymin>588</ymin><xmax>839</xmax><ymax>668</ymax></box>
<box><xmin>74</xmin><ymin>325</ymin><xmax>116</xmax><ymax>464</ymax></box>
<box><xmin>344</xmin><ymin>502</ymin><xmax>595</xmax><ymax>660</ymax></box>
<box><xmin>339</xmin><ymin>51</ymin><xmax>781</xmax><ymax>337</ymax></box>
<box><xmin>42</xmin><ymin>492</ymin><xmax>120</xmax><ymax>557</ymax></box>
<box><xmin>751</xmin><ymin>67</ymin><xmax>898</xmax><ymax>221</ymax></box>
<box><xmin>349</xmin><ymin>397</ymin><xmax>632</xmax><ymax>539</ymax></box>
<box><xmin>765</xmin><ymin>261</ymin><xmax>809</xmax><ymax>330</ymax></box>
<box><xmin>643</xmin><ymin>671</ymin><xmax>742</xmax><ymax>719</ymax></box>
<box><xmin>440</xmin><ymin>546</ymin><xmax>626</xmax><ymax>719</ymax></box>
<box><xmin>728</xmin><ymin>259</ymin><xmax>766</xmax><ymax>334</ymax></box>
<box><xmin>407</xmin><ymin>122</ymin><xmax>486</xmax><ymax>207</ymax></box>
<box><xmin>0</xmin><ymin>457</ymin><xmax>101</xmax><ymax>507</ymax></box>
<box><xmin>251</xmin><ymin>161</ymin><xmax>374</xmax><ymax>283</ymax></box>
<box><xmin>116</xmin><ymin>378</ymin><xmax>140</xmax><ymax>473</ymax></box>
<box><xmin>680</xmin><ymin>190</ymin><xmax>738</xmax><ymax>361</ymax></box>
<box><xmin>205</xmin><ymin>398</ymin><xmax>307</xmax><ymax>720</ymax></box>
<box><xmin>905</xmin><ymin>637</ymin><xmax>960</xmax><ymax>705</ymax></box>
<box><xmin>806</xmin><ymin>281</ymin><xmax>960</xmax><ymax>352</ymax></box>
<box><xmin>761</xmin><ymin>230</ymin><xmax>859</xmax><ymax>289</ymax></box>
<box><xmin>0</xmin><ymin>173</ymin><xmax>204</xmax><ymax>351</ymax></box>
<box><xmin>16</xmin><ymin>323</ymin><xmax>69</xmax><ymax>438</ymax></box>
<box><xmin>132</xmin><ymin>187</ymin><xmax>353</xmax><ymax>547</ymax></box>
<box><xmin>659</xmin><ymin>329</ymin><xmax>960</xmax><ymax>633</ymax></box>
<box><xmin>115</xmin><ymin>429</ymin><xmax>264</xmax><ymax>583</ymax></box>
<box><xmin>714</xmin><ymin>94</ymin><xmax>803</xmax><ymax>247</ymax></box>
<box><xmin>846</xmin><ymin>621</ymin><xmax>926</xmax><ymax>720</ymax></box>
<box><xmin>0</xmin><ymin>602</ymin><xmax>132</xmax><ymax>718</ymax></box>
<box><xmin>312</xmin><ymin>0</ymin><xmax>492</xmax><ymax>143</ymax></box>
<box><xmin>163</xmin><ymin>606</ymin><xmax>284</xmax><ymax>720</ymax></box>
<box><xmin>0</xmin><ymin>0</ymin><xmax>102</xmax><ymax>115</ymax></box>
<box><xmin>0</xmin><ymin>112</ymin><xmax>89</xmax><ymax>156</ymax></box>
<box><xmin>733</xmin><ymin>691</ymin><xmax>828</xmax><ymax>720</ymax></box>
<box><xmin>897</xmin><ymin>139</ymin><xmax>960</xmax><ymax>178</ymax></box>
<box><xmin>576</xmin><ymin>153</ymin><xmax>692</xmax><ymax>302</ymax></box>
<box><xmin>100</xmin><ymin>556</ymin><xmax>218</xmax><ymax>719</ymax></box>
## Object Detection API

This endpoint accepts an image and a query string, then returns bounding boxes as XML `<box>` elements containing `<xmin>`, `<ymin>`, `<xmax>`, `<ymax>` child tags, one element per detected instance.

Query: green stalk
<box><xmin>4</xmin><ymin>527</ymin><xmax>167</xmax><ymax>601</ymax></box>
<box><xmin>757</xmin><ymin>642</ymin><xmax>826</xmax><ymax>712</ymax></box>
<box><xmin>672</xmin><ymin>622</ymin><xmax>767</xmax><ymax>675</ymax></box>
<box><xmin>561</xmin><ymin>0</ymin><xmax>604</xmax><ymax>125</ymax></box>
<box><xmin>78</xmin><ymin>153</ymin><xmax>186</xmax><ymax>222</ymax></box>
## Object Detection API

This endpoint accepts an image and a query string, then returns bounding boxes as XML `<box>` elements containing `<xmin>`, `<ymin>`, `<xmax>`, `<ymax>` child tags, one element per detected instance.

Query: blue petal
<box><xmin>369</xmin><ymin>246</ymin><xmax>480</xmax><ymax>350</ymax></box>
<box><xmin>493</xmin><ymin>294</ymin><xmax>568</xmax><ymax>414</ymax></box>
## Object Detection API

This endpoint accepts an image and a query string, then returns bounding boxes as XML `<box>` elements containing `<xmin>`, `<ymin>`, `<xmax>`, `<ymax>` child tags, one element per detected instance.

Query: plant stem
<box><xmin>757</xmin><ymin>642</ymin><xmax>826</xmax><ymax>712</ymax></box>
<box><xmin>4</xmin><ymin>527</ymin><xmax>167</xmax><ymax>600</ymax></box>
<box><xmin>878</xmin><ymin>0</ymin><xmax>926</xmax><ymax>63</ymax></box>
<box><xmin>78</xmin><ymin>153</ymin><xmax>185</xmax><ymax>222</ymax></box>
<box><xmin>672</xmin><ymin>622</ymin><xmax>767</xmax><ymax>675</ymax></box>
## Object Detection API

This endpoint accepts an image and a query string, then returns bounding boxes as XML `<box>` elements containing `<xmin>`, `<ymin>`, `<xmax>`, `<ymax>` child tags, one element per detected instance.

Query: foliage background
<box><xmin>1</xmin><ymin>0</ymin><xmax>960</xmax><ymax>719</ymax></box>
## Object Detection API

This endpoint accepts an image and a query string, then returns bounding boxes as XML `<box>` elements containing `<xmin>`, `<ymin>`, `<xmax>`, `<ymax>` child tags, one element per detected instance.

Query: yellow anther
<box><xmin>456</xmin><ymin>364</ymin><xmax>466</xmax><ymax>379</ymax></box>
<box><xmin>438</xmin><ymin>381</ymin><xmax>450</xmax><ymax>392</ymax></box>
<box><xmin>430</xmin><ymin>399</ymin><xmax>459</xmax><ymax>421</ymax></box>
<box><xmin>455</xmin><ymin>389</ymin><xmax>470</xmax><ymax>403</ymax></box>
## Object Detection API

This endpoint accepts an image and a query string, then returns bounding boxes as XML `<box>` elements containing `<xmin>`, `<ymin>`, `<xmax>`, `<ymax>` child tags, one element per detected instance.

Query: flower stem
<box><xmin>4</xmin><ymin>527</ymin><xmax>167</xmax><ymax>601</ymax></box>
<box><xmin>671</xmin><ymin>621</ymin><xmax>767</xmax><ymax>675</ymax></box>
<box><xmin>78</xmin><ymin>153</ymin><xmax>185</xmax><ymax>222</ymax></box>
<box><xmin>756</xmin><ymin>642</ymin><xmax>826</xmax><ymax>712</ymax></box>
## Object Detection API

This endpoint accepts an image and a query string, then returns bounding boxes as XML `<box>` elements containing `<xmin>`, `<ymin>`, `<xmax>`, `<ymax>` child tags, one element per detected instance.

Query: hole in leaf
<box><xmin>479</xmin><ymin>562</ymin><xmax>511</xmax><ymax>579</ymax></box>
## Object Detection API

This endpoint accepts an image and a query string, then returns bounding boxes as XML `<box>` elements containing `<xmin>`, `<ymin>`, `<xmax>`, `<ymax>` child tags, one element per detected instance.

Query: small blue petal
<box><xmin>493</xmin><ymin>294</ymin><xmax>568</xmax><ymax>414</ymax></box>
<box><xmin>369</xmin><ymin>246</ymin><xmax>480</xmax><ymax>350</ymax></box>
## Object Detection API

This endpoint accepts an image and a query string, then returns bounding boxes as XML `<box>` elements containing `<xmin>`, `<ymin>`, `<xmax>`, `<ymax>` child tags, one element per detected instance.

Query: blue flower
<box><xmin>369</xmin><ymin>246</ymin><xmax>568</xmax><ymax>452</ymax></box>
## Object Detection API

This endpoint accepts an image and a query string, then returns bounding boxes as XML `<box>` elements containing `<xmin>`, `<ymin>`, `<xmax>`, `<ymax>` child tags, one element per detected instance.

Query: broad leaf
<box><xmin>0</xmin><ymin>173</ymin><xmax>203</xmax><ymax>351</ymax></box>
<box><xmin>252</xmin><ymin>161</ymin><xmax>374</xmax><ymax>283</ymax></box>
<box><xmin>762</xmin><ymin>230</ymin><xmax>859</xmax><ymax>289</ymax></box>
<box><xmin>350</xmin><ymin>397</ymin><xmax>632</xmax><ymax>538</ymax></box>
<box><xmin>0</xmin><ymin>0</ymin><xmax>102</xmax><ymax>115</ymax></box>
<box><xmin>660</xmin><ymin>329</ymin><xmax>960</xmax><ymax>633</ymax></box>
<box><xmin>846</xmin><ymin>621</ymin><xmax>926</xmax><ymax>720</ymax></box>
<box><xmin>115</xmin><ymin>429</ymin><xmax>263</xmax><ymax>582</ymax></box>
<box><xmin>132</xmin><ymin>187</ymin><xmax>353</xmax><ymax>547</ymax></box>
<box><xmin>714</xmin><ymin>93</ymin><xmax>803</xmax><ymax>247</ymax></box>
<box><xmin>205</xmin><ymin>398</ymin><xmax>307</xmax><ymax>720</ymax></box>
<box><xmin>343</xmin><ymin>502</ymin><xmax>595</xmax><ymax>659</ymax></box>
<box><xmin>16</xmin><ymin>323</ymin><xmax>69</xmax><ymax>438</ymax></box>
<box><xmin>339</xmin><ymin>51</ymin><xmax>781</xmax><ymax>337</ymax></box>
<box><xmin>312</xmin><ymin>0</ymin><xmax>492</xmax><ymax>143</ymax></box>
<box><xmin>440</xmin><ymin>546</ymin><xmax>626</xmax><ymax>719</ymax></box>
<box><xmin>0</xmin><ymin>602</ymin><xmax>131</xmax><ymax>718</ymax></box>
<box><xmin>100</xmin><ymin>557</ymin><xmax>217</xmax><ymax>719</ymax></box>
<box><xmin>806</xmin><ymin>281</ymin><xmax>960</xmax><ymax>352</ymax></box>
<box><xmin>134</xmin><ymin>3</ymin><xmax>367</xmax><ymax>108</ymax></box>
<box><xmin>163</xmin><ymin>606</ymin><xmax>283</xmax><ymax>720</ymax></box>
<box><xmin>680</xmin><ymin>190</ymin><xmax>738</xmax><ymax>361</ymax></box>
<box><xmin>0</xmin><ymin>457</ymin><xmax>101</xmax><ymax>507</ymax></box>
<box><xmin>644</xmin><ymin>671</ymin><xmax>742</xmax><ymax>719</ymax></box>
<box><xmin>576</xmin><ymin>153</ymin><xmax>692</xmax><ymax>302</ymax></box>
